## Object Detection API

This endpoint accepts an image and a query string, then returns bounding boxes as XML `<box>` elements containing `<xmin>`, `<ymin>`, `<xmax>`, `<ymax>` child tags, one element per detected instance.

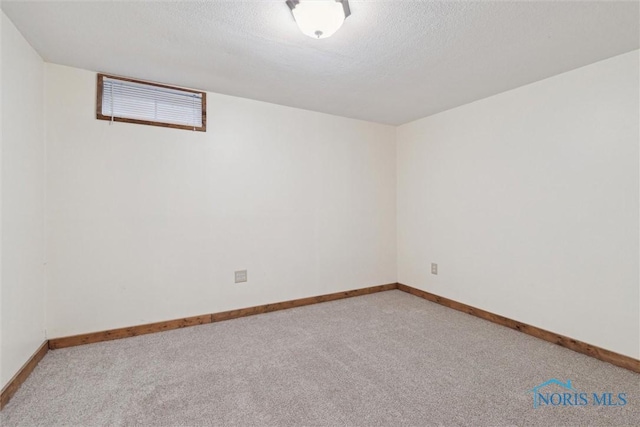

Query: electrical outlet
<box><xmin>235</xmin><ymin>270</ymin><xmax>247</xmax><ymax>283</ymax></box>
<box><xmin>431</xmin><ymin>263</ymin><xmax>438</xmax><ymax>275</ymax></box>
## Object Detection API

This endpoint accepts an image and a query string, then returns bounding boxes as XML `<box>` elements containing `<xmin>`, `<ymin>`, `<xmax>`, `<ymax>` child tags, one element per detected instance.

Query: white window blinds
<box><xmin>100</xmin><ymin>76</ymin><xmax>205</xmax><ymax>130</ymax></box>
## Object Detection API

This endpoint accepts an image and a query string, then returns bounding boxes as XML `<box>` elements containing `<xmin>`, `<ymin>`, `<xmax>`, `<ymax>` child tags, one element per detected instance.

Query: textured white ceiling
<box><xmin>2</xmin><ymin>0</ymin><xmax>639</xmax><ymax>125</ymax></box>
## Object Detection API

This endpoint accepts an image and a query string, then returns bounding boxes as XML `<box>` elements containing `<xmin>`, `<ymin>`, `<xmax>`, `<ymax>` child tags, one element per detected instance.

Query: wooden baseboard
<box><xmin>48</xmin><ymin>315</ymin><xmax>212</xmax><ymax>350</ymax></box>
<box><xmin>0</xmin><ymin>341</ymin><xmax>49</xmax><ymax>409</ymax></box>
<box><xmin>396</xmin><ymin>283</ymin><xmax>640</xmax><ymax>373</ymax></box>
<box><xmin>49</xmin><ymin>283</ymin><xmax>398</xmax><ymax>350</ymax></box>
<box><xmin>211</xmin><ymin>283</ymin><xmax>398</xmax><ymax>322</ymax></box>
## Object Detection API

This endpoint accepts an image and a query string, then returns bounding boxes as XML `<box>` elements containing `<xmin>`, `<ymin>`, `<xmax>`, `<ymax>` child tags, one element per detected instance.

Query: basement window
<box><xmin>96</xmin><ymin>74</ymin><xmax>206</xmax><ymax>132</ymax></box>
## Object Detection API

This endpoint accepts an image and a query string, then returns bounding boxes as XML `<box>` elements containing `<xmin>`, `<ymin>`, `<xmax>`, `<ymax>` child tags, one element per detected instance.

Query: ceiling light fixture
<box><xmin>286</xmin><ymin>0</ymin><xmax>351</xmax><ymax>39</ymax></box>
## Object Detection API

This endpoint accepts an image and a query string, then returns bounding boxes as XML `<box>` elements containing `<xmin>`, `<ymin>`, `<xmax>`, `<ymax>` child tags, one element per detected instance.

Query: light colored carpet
<box><xmin>1</xmin><ymin>290</ymin><xmax>639</xmax><ymax>426</ymax></box>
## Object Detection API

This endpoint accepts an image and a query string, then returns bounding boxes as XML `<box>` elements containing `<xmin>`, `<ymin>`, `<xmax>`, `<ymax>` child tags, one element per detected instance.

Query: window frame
<box><xmin>96</xmin><ymin>73</ymin><xmax>207</xmax><ymax>132</ymax></box>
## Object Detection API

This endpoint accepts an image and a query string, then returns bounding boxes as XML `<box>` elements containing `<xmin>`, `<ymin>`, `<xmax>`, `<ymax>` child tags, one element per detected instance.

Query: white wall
<box><xmin>0</xmin><ymin>11</ymin><xmax>46</xmax><ymax>387</ymax></box>
<box><xmin>398</xmin><ymin>50</ymin><xmax>640</xmax><ymax>358</ymax></box>
<box><xmin>45</xmin><ymin>63</ymin><xmax>397</xmax><ymax>338</ymax></box>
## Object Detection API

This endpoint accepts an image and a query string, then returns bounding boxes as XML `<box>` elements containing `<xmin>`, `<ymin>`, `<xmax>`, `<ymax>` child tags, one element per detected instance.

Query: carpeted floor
<box><xmin>2</xmin><ymin>290</ymin><xmax>639</xmax><ymax>426</ymax></box>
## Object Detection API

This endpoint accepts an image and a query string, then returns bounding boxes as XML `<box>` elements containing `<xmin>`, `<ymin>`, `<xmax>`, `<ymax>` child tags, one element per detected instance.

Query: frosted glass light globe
<box><xmin>290</xmin><ymin>0</ymin><xmax>347</xmax><ymax>39</ymax></box>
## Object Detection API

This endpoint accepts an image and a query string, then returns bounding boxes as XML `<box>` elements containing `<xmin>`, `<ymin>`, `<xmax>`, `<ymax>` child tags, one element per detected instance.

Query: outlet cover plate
<box><xmin>235</xmin><ymin>270</ymin><xmax>247</xmax><ymax>283</ymax></box>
